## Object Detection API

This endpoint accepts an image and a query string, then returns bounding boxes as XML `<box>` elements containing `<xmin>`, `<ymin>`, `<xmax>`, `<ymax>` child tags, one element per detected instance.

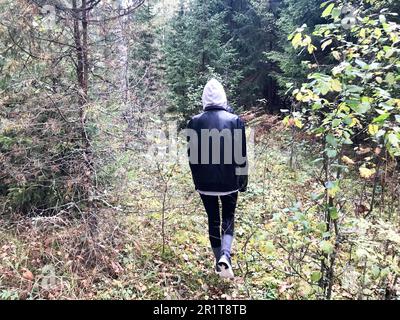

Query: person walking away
<box><xmin>187</xmin><ymin>79</ymin><xmax>248</xmax><ymax>278</ymax></box>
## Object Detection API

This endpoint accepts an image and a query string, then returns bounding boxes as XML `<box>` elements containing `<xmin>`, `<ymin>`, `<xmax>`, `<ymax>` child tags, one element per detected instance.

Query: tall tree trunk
<box><xmin>72</xmin><ymin>0</ymin><xmax>85</xmax><ymax>105</ymax></box>
<box><xmin>72</xmin><ymin>0</ymin><xmax>97</xmax><ymax>234</ymax></box>
<box><xmin>116</xmin><ymin>0</ymin><xmax>130</xmax><ymax>104</ymax></box>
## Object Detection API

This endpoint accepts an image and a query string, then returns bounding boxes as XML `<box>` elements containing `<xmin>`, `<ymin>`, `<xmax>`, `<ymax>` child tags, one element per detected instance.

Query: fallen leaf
<box><xmin>21</xmin><ymin>268</ymin><xmax>34</xmax><ymax>281</ymax></box>
<box><xmin>359</xmin><ymin>167</ymin><xmax>376</xmax><ymax>179</ymax></box>
<box><xmin>355</xmin><ymin>204</ymin><xmax>369</xmax><ymax>215</ymax></box>
<box><xmin>342</xmin><ymin>155</ymin><xmax>355</xmax><ymax>165</ymax></box>
<box><xmin>278</xmin><ymin>282</ymin><xmax>294</xmax><ymax>293</ymax></box>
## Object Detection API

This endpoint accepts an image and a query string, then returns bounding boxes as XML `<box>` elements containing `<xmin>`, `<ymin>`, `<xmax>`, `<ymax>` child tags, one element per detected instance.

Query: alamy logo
<box><xmin>341</xmin><ymin>5</ymin><xmax>356</xmax><ymax>30</ymax></box>
<box><xmin>145</xmin><ymin>121</ymin><xmax>253</xmax><ymax>176</ymax></box>
<box><xmin>185</xmin><ymin>128</ymin><xmax>248</xmax><ymax>175</ymax></box>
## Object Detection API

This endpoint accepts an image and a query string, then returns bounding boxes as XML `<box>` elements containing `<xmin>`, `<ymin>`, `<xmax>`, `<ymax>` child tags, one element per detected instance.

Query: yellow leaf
<box><xmin>331</xmin><ymin>79</ymin><xmax>342</xmax><ymax>92</ymax></box>
<box><xmin>338</xmin><ymin>103</ymin><xmax>350</xmax><ymax>113</ymax></box>
<box><xmin>332</xmin><ymin>51</ymin><xmax>341</xmax><ymax>60</ymax></box>
<box><xmin>292</xmin><ymin>33</ymin><xmax>302</xmax><ymax>48</ymax></box>
<box><xmin>321</xmin><ymin>39</ymin><xmax>333</xmax><ymax>51</ymax></box>
<box><xmin>296</xmin><ymin>92</ymin><xmax>304</xmax><ymax>101</ymax></box>
<box><xmin>359</xmin><ymin>167</ymin><xmax>376</xmax><ymax>179</ymax></box>
<box><xmin>350</xmin><ymin>117</ymin><xmax>360</xmax><ymax>128</ymax></box>
<box><xmin>322</xmin><ymin>3</ymin><xmax>335</xmax><ymax>18</ymax></box>
<box><xmin>283</xmin><ymin>116</ymin><xmax>290</xmax><ymax>126</ymax></box>
<box><xmin>308</xmin><ymin>44</ymin><xmax>316</xmax><ymax>54</ymax></box>
<box><xmin>294</xmin><ymin>119</ymin><xmax>303</xmax><ymax>129</ymax></box>
<box><xmin>327</xmin><ymin>188</ymin><xmax>338</xmax><ymax>198</ymax></box>
<box><xmin>368</xmin><ymin>124</ymin><xmax>379</xmax><ymax>136</ymax></box>
<box><xmin>342</xmin><ymin>156</ymin><xmax>355</xmax><ymax>165</ymax></box>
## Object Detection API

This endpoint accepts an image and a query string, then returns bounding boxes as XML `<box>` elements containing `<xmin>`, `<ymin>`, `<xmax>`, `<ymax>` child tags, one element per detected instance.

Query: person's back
<box><xmin>188</xmin><ymin>108</ymin><xmax>245</xmax><ymax>192</ymax></box>
<box><xmin>187</xmin><ymin>79</ymin><xmax>248</xmax><ymax>279</ymax></box>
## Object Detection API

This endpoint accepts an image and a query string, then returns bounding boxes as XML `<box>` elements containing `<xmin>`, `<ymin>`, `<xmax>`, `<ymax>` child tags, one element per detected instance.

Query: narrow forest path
<box><xmin>94</xmin><ymin>116</ymin><xmax>318</xmax><ymax>299</ymax></box>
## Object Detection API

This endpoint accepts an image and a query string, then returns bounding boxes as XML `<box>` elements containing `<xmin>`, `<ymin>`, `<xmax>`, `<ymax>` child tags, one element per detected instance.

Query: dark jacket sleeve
<box><xmin>187</xmin><ymin>119</ymin><xmax>192</xmax><ymax>158</ymax></box>
<box><xmin>237</xmin><ymin>117</ymin><xmax>248</xmax><ymax>192</ymax></box>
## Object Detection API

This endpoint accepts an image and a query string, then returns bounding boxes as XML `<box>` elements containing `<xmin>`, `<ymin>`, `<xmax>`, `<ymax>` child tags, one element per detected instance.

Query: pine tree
<box><xmin>164</xmin><ymin>0</ymin><xmax>242</xmax><ymax>121</ymax></box>
<box><xmin>265</xmin><ymin>0</ymin><xmax>326</xmax><ymax>105</ymax></box>
<box><xmin>224</xmin><ymin>0</ymin><xmax>282</xmax><ymax>109</ymax></box>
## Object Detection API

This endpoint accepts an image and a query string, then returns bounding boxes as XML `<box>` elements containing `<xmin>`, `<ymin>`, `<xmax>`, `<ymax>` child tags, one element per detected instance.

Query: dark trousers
<box><xmin>199</xmin><ymin>192</ymin><xmax>238</xmax><ymax>249</ymax></box>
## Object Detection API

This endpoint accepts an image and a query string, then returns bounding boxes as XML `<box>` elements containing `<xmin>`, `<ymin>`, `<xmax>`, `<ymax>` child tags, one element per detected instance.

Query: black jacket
<box><xmin>187</xmin><ymin>105</ymin><xmax>248</xmax><ymax>192</ymax></box>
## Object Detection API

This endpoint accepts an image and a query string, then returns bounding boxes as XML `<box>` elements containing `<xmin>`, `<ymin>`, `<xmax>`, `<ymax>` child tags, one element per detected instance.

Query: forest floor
<box><xmin>0</xmin><ymin>113</ymin><xmax>399</xmax><ymax>300</ymax></box>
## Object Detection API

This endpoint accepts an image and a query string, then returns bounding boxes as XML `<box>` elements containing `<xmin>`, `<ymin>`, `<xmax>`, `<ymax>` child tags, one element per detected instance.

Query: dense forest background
<box><xmin>0</xmin><ymin>0</ymin><xmax>399</xmax><ymax>300</ymax></box>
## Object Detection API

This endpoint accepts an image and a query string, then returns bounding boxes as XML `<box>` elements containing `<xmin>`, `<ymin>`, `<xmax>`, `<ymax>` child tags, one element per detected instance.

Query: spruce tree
<box><xmin>164</xmin><ymin>0</ymin><xmax>242</xmax><ymax>121</ymax></box>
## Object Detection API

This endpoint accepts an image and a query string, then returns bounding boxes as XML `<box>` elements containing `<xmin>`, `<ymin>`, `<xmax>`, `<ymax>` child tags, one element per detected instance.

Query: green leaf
<box><xmin>385</xmin><ymin>73</ymin><xmax>395</xmax><ymax>85</ymax></box>
<box><xmin>372</xmin><ymin>113</ymin><xmax>390</xmax><ymax>124</ymax></box>
<box><xmin>348</xmin><ymin>101</ymin><xmax>371</xmax><ymax>114</ymax></box>
<box><xmin>332</xmin><ymin>119</ymin><xmax>341</xmax><ymax>127</ymax></box>
<box><xmin>317</xmin><ymin>222</ymin><xmax>327</xmax><ymax>233</ymax></box>
<box><xmin>264</xmin><ymin>241</ymin><xmax>276</xmax><ymax>255</ymax></box>
<box><xmin>346</xmin><ymin>85</ymin><xmax>364</xmax><ymax>94</ymax></box>
<box><xmin>372</xmin><ymin>265</ymin><xmax>381</xmax><ymax>279</ymax></box>
<box><xmin>320</xmin><ymin>1</ymin><xmax>330</xmax><ymax>8</ymax></box>
<box><xmin>343</xmin><ymin>116</ymin><xmax>353</xmax><ymax>126</ymax></box>
<box><xmin>319</xmin><ymin>81</ymin><xmax>331</xmax><ymax>95</ymax></box>
<box><xmin>320</xmin><ymin>241</ymin><xmax>334</xmax><ymax>255</ymax></box>
<box><xmin>322</xmin><ymin>3</ymin><xmax>335</xmax><ymax>18</ymax></box>
<box><xmin>326</xmin><ymin>149</ymin><xmax>337</xmax><ymax>158</ymax></box>
<box><xmin>385</xmin><ymin>48</ymin><xmax>395</xmax><ymax>59</ymax></box>
<box><xmin>331</xmin><ymin>8</ymin><xmax>341</xmax><ymax>19</ymax></box>
<box><xmin>374</xmin><ymin>28</ymin><xmax>382</xmax><ymax>39</ymax></box>
<box><xmin>329</xmin><ymin>207</ymin><xmax>339</xmax><ymax>220</ymax></box>
<box><xmin>355</xmin><ymin>59</ymin><xmax>367</xmax><ymax>68</ymax></box>
<box><xmin>381</xmin><ymin>267</ymin><xmax>390</xmax><ymax>278</ymax></box>
<box><xmin>387</xmin><ymin>133</ymin><xmax>399</xmax><ymax>148</ymax></box>
<box><xmin>311</xmin><ymin>271</ymin><xmax>322</xmax><ymax>282</ymax></box>
<box><xmin>312</xmin><ymin>102</ymin><xmax>323</xmax><ymax>110</ymax></box>
<box><xmin>326</xmin><ymin>134</ymin><xmax>337</xmax><ymax>147</ymax></box>
<box><xmin>326</xmin><ymin>180</ymin><xmax>340</xmax><ymax>197</ymax></box>
<box><xmin>311</xmin><ymin>192</ymin><xmax>325</xmax><ymax>201</ymax></box>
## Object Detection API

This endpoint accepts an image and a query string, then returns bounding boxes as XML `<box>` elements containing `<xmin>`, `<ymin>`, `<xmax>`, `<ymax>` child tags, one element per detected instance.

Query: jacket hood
<box><xmin>202</xmin><ymin>79</ymin><xmax>228</xmax><ymax>110</ymax></box>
